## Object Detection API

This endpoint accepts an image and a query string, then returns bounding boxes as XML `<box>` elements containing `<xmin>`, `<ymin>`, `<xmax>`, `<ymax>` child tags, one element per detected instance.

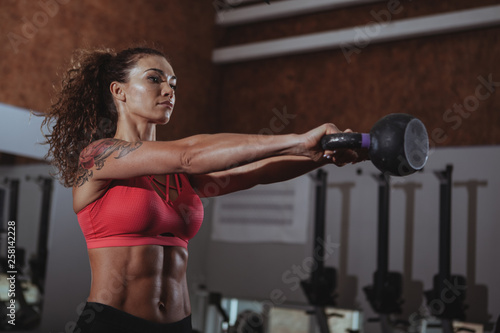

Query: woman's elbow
<box><xmin>179</xmin><ymin>149</ymin><xmax>195</xmax><ymax>173</ymax></box>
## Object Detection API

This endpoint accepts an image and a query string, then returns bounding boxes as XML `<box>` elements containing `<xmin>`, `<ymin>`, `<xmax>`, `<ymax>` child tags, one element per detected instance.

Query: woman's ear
<box><xmin>110</xmin><ymin>81</ymin><xmax>126</xmax><ymax>102</ymax></box>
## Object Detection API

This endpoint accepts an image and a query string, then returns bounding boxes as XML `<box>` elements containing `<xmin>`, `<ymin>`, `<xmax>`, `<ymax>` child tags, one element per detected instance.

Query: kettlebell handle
<box><xmin>321</xmin><ymin>133</ymin><xmax>371</xmax><ymax>150</ymax></box>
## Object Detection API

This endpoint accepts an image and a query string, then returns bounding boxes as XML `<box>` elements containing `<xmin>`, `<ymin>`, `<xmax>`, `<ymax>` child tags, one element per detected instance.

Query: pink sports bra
<box><xmin>77</xmin><ymin>174</ymin><xmax>204</xmax><ymax>249</ymax></box>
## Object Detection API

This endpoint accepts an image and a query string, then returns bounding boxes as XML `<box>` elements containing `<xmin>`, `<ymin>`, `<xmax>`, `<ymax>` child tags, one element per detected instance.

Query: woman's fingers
<box><xmin>319</xmin><ymin>125</ymin><xmax>368</xmax><ymax>165</ymax></box>
<box><xmin>331</xmin><ymin>148</ymin><xmax>358</xmax><ymax>166</ymax></box>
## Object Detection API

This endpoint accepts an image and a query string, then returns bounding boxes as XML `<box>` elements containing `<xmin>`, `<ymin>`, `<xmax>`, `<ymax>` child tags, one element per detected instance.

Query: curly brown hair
<box><xmin>42</xmin><ymin>46</ymin><xmax>166</xmax><ymax>187</ymax></box>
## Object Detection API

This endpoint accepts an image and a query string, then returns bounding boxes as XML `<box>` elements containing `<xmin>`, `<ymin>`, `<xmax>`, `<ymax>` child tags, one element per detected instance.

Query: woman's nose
<box><xmin>161</xmin><ymin>83</ymin><xmax>174</xmax><ymax>97</ymax></box>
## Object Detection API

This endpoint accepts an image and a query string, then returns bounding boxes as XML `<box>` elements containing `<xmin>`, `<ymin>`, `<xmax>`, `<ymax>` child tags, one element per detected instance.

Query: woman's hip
<box><xmin>73</xmin><ymin>302</ymin><xmax>192</xmax><ymax>333</ymax></box>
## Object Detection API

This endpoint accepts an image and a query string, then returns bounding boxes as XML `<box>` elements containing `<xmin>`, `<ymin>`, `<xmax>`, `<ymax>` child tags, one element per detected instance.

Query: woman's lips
<box><xmin>159</xmin><ymin>101</ymin><xmax>173</xmax><ymax>109</ymax></box>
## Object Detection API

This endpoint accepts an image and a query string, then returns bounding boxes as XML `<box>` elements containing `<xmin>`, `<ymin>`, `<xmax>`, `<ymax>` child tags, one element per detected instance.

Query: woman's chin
<box><xmin>158</xmin><ymin>116</ymin><xmax>171</xmax><ymax>125</ymax></box>
<box><xmin>153</xmin><ymin>111</ymin><xmax>171</xmax><ymax>125</ymax></box>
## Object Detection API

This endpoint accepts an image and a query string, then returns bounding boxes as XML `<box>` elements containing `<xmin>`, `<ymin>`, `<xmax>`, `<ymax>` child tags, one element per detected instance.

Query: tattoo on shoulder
<box><xmin>75</xmin><ymin>139</ymin><xmax>143</xmax><ymax>187</ymax></box>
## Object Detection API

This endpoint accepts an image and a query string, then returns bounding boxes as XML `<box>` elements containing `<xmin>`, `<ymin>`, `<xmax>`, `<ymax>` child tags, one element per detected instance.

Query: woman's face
<box><xmin>120</xmin><ymin>55</ymin><xmax>177</xmax><ymax>124</ymax></box>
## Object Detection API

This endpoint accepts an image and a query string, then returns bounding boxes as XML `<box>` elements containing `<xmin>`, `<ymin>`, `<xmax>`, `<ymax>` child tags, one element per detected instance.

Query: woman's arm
<box><xmin>189</xmin><ymin>147</ymin><xmax>365</xmax><ymax>198</ymax></box>
<box><xmin>75</xmin><ymin>124</ymin><xmax>339</xmax><ymax>187</ymax></box>
<box><xmin>188</xmin><ymin>155</ymin><xmax>321</xmax><ymax>197</ymax></box>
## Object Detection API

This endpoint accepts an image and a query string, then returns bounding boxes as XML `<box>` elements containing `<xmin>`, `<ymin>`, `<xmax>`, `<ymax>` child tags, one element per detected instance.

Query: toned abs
<box><xmin>87</xmin><ymin>245</ymin><xmax>191</xmax><ymax>323</ymax></box>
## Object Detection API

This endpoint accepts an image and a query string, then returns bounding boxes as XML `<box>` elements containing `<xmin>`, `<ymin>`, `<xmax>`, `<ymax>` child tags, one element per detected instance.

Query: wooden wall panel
<box><xmin>215</xmin><ymin>0</ymin><xmax>500</xmax><ymax>147</ymax></box>
<box><xmin>216</xmin><ymin>0</ymin><xmax>500</xmax><ymax>45</ymax></box>
<box><xmin>0</xmin><ymin>0</ymin><xmax>218</xmax><ymax>140</ymax></box>
<box><xmin>1</xmin><ymin>1</ymin><xmax>498</xmax><ymax>147</ymax></box>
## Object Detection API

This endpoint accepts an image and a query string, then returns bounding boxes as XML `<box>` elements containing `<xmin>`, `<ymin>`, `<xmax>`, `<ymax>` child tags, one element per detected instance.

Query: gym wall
<box><xmin>2</xmin><ymin>0</ymin><xmax>498</xmax><ymax>146</ymax></box>
<box><xmin>213</xmin><ymin>0</ymin><xmax>500</xmax><ymax>147</ymax></box>
<box><xmin>0</xmin><ymin>0</ymin><xmax>219</xmax><ymax>140</ymax></box>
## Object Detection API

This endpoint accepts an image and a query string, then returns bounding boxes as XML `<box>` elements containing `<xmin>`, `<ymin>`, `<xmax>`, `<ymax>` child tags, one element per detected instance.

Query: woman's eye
<box><xmin>170</xmin><ymin>84</ymin><xmax>177</xmax><ymax>91</ymax></box>
<box><xmin>147</xmin><ymin>76</ymin><xmax>160</xmax><ymax>83</ymax></box>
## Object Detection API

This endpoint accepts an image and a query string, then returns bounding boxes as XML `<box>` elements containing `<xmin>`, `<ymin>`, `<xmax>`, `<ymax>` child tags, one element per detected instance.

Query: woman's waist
<box><xmin>78</xmin><ymin>302</ymin><xmax>192</xmax><ymax>330</ymax></box>
<box><xmin>86</xmin><ymin>287</ymin><xmax>191</xmax><ymax>324</ymax></box>
<box><xmin>87</xmin><ymin>257</ymin><xmax>190</xmax><ymax>323</ymax></box>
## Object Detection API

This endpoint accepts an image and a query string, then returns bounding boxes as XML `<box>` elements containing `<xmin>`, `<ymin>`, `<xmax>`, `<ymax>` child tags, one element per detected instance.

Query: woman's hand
<box><xmin>301</xmin><ymin>125</ymin><xmax>369</xmax><ymax>167</ymax></box>
<box><xmin>301</xmin><ymin>123</ymin><xmax>340</xmax><ymax>161</ymax></box>
<box><xmin>328</xmin><ymin>128</ymin><xmax>370</xmax><ymax>167</ymax></box>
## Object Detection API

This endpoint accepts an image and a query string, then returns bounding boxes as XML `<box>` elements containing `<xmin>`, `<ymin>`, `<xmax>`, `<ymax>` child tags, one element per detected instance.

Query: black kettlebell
<box><xmin>321</xmin><ymin>113</ymin><xmax>429</xmax><ymax>176</ymax></box>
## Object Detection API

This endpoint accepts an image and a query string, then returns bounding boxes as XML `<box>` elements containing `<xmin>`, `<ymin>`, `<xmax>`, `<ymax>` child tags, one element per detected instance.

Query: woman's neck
<box><xmin>114</xmin><ymin>119</ymin><xmax>156</xmax><ymax>142</ymax></box>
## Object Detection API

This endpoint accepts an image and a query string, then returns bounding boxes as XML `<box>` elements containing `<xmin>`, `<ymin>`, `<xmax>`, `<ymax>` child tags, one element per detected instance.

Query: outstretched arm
<box><xmin>75</xmin><ymin>123</ymin><xmax>341</xmax><ymax>187</ymax></box>
<box><xmin>189</xmin><ymin>147</ymin><xmax>366</xmax><ymax>198</ymax></box>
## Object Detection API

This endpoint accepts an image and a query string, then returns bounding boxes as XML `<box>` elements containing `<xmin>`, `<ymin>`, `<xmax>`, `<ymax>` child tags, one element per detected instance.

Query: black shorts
<box><xmin>73</xmin><ymin>302</ymin><xmax>192</xmax><ymax>333</ymax></box>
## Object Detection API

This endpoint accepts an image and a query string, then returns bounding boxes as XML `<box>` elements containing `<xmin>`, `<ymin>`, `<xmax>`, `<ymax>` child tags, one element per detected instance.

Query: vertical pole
<box><xmin>8</xmin><ymin>179</ymin><xmax>19</xmax><ymax>222</ymax></box>
<box><xmin>435</xmin><ymin>165</ymin><xmax>453</xmax><ymax>333</ymax></box>
<box><xmin>312</xmin><ymin>169</ymin><xmax>330</xmax><ymax>333</ymax></box>
<box><xmin>312</xmin><ymin>169</ymin><xmax>327</xmax><ymax>288</ymax></box>
<box><xmin>35</xmin><ymin>177</ymin><xmax>53</xmax><ymax>291</ymax></box>
<box><xmin>375</xmin><ymin>173</ymin><xmax>390</xmax><ymax>301</ymax></box>
<box><xmin>438</xmin><ymin>165</ymin><xmax>453</xmax><ymax>283</ymax></box>
<box><xmin>315</xmin><ymin>306</ymin><xmax>331</xmax><ymax>333</ymax></box>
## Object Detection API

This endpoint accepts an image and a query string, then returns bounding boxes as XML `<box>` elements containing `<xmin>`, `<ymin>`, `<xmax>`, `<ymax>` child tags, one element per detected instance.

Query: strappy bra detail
<box><xmin>148</xmin><ymin>174</ymin><xmax>181</xmax><ymax>202</ymax></box>
<box><xmin>76</xmin><ymin>174</ymin><xmax>204</xmax><ymax>249</ymax></box>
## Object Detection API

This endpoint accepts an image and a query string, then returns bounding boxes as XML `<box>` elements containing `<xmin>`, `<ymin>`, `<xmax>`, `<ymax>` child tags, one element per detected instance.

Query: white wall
<box><xmin>0</xmin><ymin>103</ymin><xmax>48</xmax><ymax>160</ymax></box>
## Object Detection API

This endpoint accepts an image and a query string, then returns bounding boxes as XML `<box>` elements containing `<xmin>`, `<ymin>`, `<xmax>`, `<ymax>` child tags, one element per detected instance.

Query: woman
<box><xmin>43</xmin><ymin>46</ymin><xmax>363</xmax><ymax>333</ymax></box>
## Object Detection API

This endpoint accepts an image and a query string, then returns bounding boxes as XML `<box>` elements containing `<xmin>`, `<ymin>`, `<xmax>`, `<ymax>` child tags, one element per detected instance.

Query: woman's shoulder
<box><xmin>72</xmin><ymin>177</ymin><xmax>113</xmax><ymax>214</ymax></box>
<box><xmin>80</xmin><ymin>138</ymin><xmax>134</xmax><ymax>158</ymax></box>
<box><xmin>79</xmin><ymin>138</ymin><xmax>143</xmax><ymax>169</ymax></box>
